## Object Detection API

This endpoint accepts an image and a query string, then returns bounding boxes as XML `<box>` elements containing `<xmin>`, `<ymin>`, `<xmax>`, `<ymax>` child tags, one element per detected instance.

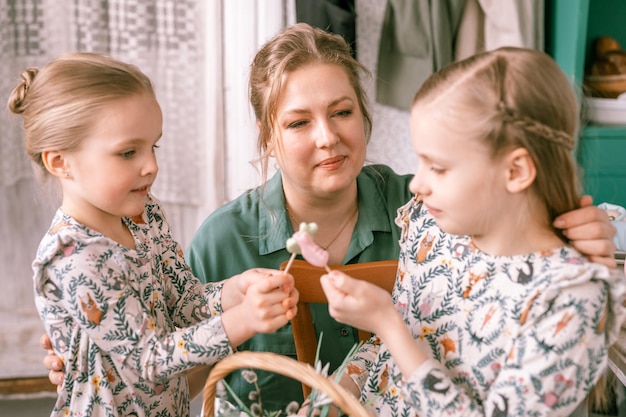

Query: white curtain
<box><xmin>0</xmin><ymin>0</ymin><xmax>287</xmax><ymax>381</ymax></box>
<box><xmin>217</xmin><ymin>0</ymin><xmax>287</xmax><ymax>203</ymax></box>
<box><xmin>2</xmin><ymin>0</ymin><xmax>206</xmax><ymax>204</ymax></box>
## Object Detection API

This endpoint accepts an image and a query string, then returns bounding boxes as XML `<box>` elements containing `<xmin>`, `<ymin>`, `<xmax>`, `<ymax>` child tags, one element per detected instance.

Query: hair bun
<box><xmin>7</xmin><ymin>67</ymin><xmax>39</xmax><ymax>114</ymax></box>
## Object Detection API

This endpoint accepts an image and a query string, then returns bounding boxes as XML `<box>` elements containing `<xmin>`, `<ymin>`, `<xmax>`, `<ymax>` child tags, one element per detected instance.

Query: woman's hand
<box><xmin>40</xmin><ymin>333</ymin><xmax>63</xmax><ymax>392</ymax></box>
<box><xmin>555</xmin><ymin>195</ymin><xmax>617</xmax><ymax>268</ymax></box>
<box><xmin>320</xmin><ymin>270</ymin><xmax>396</xmax><ymax>335</ymax></box>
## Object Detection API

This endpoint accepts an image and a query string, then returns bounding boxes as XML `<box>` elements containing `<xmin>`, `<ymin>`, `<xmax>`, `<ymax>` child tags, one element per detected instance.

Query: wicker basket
<box><xmin>202</xmin><ymin>351</ymin><xmax>371</xmax><ymax>417</ymax></box>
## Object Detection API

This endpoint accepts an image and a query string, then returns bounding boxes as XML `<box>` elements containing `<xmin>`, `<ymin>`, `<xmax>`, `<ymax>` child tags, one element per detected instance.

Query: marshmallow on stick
<box><xmin>284</xmin><ymin>222</ymin><xmax>331</xmax><ymax>274</ymax></box>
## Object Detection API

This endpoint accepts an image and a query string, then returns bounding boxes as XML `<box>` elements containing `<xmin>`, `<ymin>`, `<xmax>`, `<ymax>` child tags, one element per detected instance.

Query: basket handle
<box><xmin>202</xmin><ymin>351</ymin><xmax>371</xmax><ymax>417</ymax></box>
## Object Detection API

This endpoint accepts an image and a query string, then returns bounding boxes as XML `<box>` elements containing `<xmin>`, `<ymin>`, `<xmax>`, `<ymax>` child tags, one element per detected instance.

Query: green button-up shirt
<box><xmin>186</xmin><ymin>164</ymin><xmax>413</xmax><ymax>411</ymax></box>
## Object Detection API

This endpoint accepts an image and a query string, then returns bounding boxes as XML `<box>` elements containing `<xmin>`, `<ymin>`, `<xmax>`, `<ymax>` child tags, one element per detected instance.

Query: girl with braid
<box><xmin>319</xmin><ymin>47</ymin><xmax>626</xmax><ymax>417</ymax></box>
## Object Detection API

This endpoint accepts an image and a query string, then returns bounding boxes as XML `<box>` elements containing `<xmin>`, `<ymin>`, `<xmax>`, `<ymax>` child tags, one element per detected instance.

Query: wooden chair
<box><xmin>279</xmin><ymin>259</ymin><xmax>398</xmax><ymax>398</ymax></box>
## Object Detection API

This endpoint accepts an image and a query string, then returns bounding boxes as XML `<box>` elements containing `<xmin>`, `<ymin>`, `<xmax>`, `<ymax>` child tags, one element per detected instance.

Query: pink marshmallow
<box><xmin>293</xmin><ymin>230</ymin><xmax>329</xmax><ymax>268</ymax></box>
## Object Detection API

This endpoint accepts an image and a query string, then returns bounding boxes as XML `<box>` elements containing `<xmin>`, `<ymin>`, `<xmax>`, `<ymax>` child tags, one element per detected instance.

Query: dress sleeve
<box><xmin>142</xmin><ymin>197</ymin><xmax>225</xmax><ymax>328</ymax></box>
<box><xmin>35</xmin><ymin>235</ymin><xmax>234</xmax><ymax>383</ymax></box>
<box><xmin>158</xmin><ymin>224</ymin><xmax>226</xmax><ymax>327</ymax></box>
<box><xmin>400</xmin><ymin>276</ymin><xmax>615</xmax><ymax>417</ymax></box>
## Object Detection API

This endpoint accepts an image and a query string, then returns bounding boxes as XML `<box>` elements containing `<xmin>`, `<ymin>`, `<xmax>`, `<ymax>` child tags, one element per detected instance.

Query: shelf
<box><xmin>577</xmin><ymin>129</ymin><xmax>626</xmax><ymax>207</ymax></box>
<box><xmin>547</xmin><ymin>0</ymin><xmax>626</xmax><ymax>208</ymax></box>
<box><xmin>583</xmin><ymin>125</ymin><xmax>626</xmax><ymax>137</ymax></box>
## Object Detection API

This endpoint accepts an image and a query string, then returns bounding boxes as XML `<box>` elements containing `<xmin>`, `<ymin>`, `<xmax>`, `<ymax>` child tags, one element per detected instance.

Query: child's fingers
<box><xmin>239</xmin><ymin>268</ymin><xmax>292</xmax><ymax>291</ymax></box>
<box><xmin>321</xmin><ymin>271</ymin><xmax>351</xmax><ymax>301</ymax></box>
<box><xmin>253</xmin><ymin>271</ymin><xmax>294</xmax><ymax>294</ymax></box>
<box><xmin>281</xmin><ymin>289</ymin><xmax>299</xmax><ymax>313</ymax></box>
<box><xmin>320</xmin><ymin>275</ymin><xmax>338</xmax><ymax>299</ymax></box>
<box><xmin>280</xmin><ymin>271</ymin><xmax>295</xmax><ymax>293</ymax></box>
<box><xmin>254</xmin><ymin>315</ymin><xmax>291</xmax><ymax>333</ymax></box>
<box><xmin>248</xmin><ymin>285</ymin><xmax>290</xmax><ymax>306</ymax></box>
<box><xmin>243</xmin><ymin>272</ymin><xmax>299</xmax><ymax>331</ymax></box>
<box><xmin>285</xmin><ymin>306</ymin><xmax>298</xmax><ymax>321</ymax></box>
<box><xmin>249</xmin><ymin>303</ymin><xmax>294</xmax><ymax>332</ymax></box>
<box><xmin>40</xmin><ymin>333</ymin><xmax>52</xmax><ymax>350</ymax></box>
<box><xmin>247</xmin><ymin>282</ymin><xmax>296</xmax><ymax>314</ymax></box>
<box><xmin>260</xmin><ymin>303</ymin><xmax>293</xmax><ymax>318</ymax></box>
<box><xmin>277</xmin><ymin>290</ymin><xmax>299</xmax><ymax>320</ymax></box>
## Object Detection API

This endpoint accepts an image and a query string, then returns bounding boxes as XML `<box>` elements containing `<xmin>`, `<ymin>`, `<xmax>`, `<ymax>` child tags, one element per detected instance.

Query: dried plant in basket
<box><xmin>202</xmin><ymin>351</ymin><xmax>371</xmax><ymax>417</ymax></box>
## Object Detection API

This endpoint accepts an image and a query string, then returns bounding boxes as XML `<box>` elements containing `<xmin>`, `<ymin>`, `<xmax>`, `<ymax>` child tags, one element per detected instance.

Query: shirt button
<box><xmin>340</xmin><ymin>328</ymin><xmax>349</xmax><ymax>337</ymax></box>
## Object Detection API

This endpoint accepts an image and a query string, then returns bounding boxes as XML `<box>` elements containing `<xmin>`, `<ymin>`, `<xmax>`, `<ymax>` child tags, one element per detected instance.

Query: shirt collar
<box><xmin>258</xmin><ymin>172</ymin><xmax>291</xmax><ymax>256</ymax></box>
<box><xmin>355</xmin><ymin>167</ymin><xmax>394</xmax><ymax>234</ymax></box>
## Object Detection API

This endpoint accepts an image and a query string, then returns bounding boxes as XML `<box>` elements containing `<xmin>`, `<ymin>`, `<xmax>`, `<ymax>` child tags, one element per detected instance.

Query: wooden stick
<box><xmin>282</xmin><ymin>252</ymin><xmax>297</xmax><ymax>274</ymax></box>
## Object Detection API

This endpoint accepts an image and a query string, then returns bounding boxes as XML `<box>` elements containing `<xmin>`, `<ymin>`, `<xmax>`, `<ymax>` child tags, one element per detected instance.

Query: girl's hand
<box><xmin>222</xmin><ymin>269</ymin><xmax>298</xmax><ymax>346</ymax></box>
<box><xmin>243</xmin><ymin>270</ymin><xmax>299</xmax><ymax>331</ymax></box>
<box><xmin>221</xmin><ymin>267</ymin><xmax>295</xmax><ymax>311</ymax></box>
<box><xmin>320</xmin><ymin>270</ymin><xmax>395</xmax><ymax>335</ymax></box>
<box><xmin>554</xmin><ymin>195</ymin><xmax>617</xmax><ymax>268</ymax></box>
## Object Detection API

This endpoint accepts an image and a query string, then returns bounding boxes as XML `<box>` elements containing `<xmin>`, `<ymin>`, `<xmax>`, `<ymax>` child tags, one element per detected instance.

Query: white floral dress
<box><xmin>347</xmin><ymin>197</ymin><xmax>626</xmax><ymax>417</ymax></box>
<box><xmin>33</xmin><ymin>196</ymin><xmax>233</xmax><ymax>417</ymax></box>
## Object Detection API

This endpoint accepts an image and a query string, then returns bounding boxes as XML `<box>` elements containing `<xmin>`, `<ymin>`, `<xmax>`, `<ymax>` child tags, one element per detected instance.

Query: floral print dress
<box><xmin>33</xmin><ymin>196</ymin><xmax>233</xmax><ymax>417</ymax></box>
<box><xmin>347</xmin><ymin>197</ymin><xmax>626</xmax><ymax>417</ymax></box>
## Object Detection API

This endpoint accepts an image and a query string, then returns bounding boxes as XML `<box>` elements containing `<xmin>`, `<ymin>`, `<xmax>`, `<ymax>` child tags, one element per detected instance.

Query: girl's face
<box><xmin>61</xmin><ymin>92</ymin><xmax>162</xmax><ymax>231</ymax></box>
<box><xmin>408</xmin><ymin>107</ymin><xmax>509</xmax><ymax>238</ymax></box>
<box><xmin>273</xmin><ymin>63</ymin><xmax>367</xmax><ymax>199</ymax></box>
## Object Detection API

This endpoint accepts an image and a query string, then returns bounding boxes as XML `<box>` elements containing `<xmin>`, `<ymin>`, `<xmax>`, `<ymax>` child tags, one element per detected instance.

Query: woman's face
<box><xmin>273</xmin><ymin>63</ymin><xmax>367</xmax><ymax>199</ymax></box>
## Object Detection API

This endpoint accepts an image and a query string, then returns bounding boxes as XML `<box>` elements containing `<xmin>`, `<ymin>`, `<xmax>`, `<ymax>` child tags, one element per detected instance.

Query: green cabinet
<box><xmin>546</xmin><ymin>0</ymin><xmax>626</xmax><ymax>207</ymax></box>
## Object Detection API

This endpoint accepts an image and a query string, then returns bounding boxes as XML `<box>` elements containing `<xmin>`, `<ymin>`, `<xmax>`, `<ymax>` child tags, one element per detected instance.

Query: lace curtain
<box><xmin>0</xmin><ymin>0</ymin><xmax>206</xmax><ymax>380</ymax></box>
<box><xmin>1</xmin><ymin>0</ymin><xmax>205</xmax><ymax>203</ymax></box>
<box><xmin>0</xmin><ymin>0</ymin><xmax>289</xmax><ymax>380</ymax></box>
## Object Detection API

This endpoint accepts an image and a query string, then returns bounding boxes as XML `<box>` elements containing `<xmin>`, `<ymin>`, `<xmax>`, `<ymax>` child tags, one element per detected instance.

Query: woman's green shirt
<box><xmin>186</xmin><ymin>164</ymin><xmax>413</xmax><ymax>411</ymax></box>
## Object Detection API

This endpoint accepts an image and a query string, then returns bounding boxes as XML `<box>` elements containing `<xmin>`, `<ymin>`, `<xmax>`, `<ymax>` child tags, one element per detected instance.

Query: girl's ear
<box><xmin>41</xmin><ymin>151</ymin><xmax>71</xmax><ymax>179</ymax></box>
<box><xmin>505</xmin><ymin>147</ymin><xmax>536</xmax><ymax>193</ymax></box>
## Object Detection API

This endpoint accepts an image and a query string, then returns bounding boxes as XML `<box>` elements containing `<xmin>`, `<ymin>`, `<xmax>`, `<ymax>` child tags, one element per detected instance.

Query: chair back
<box><xmin>279</xmin><ymin>259</ymin><xmax>398</xmax><ymax>398</ymax></box>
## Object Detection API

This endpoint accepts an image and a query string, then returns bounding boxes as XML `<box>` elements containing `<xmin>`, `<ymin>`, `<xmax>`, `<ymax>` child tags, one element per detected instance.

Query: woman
<box><xmin>43</xmin><ymin>23</ymin><xmax>618</xmax><ymax>411</ymax></box>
